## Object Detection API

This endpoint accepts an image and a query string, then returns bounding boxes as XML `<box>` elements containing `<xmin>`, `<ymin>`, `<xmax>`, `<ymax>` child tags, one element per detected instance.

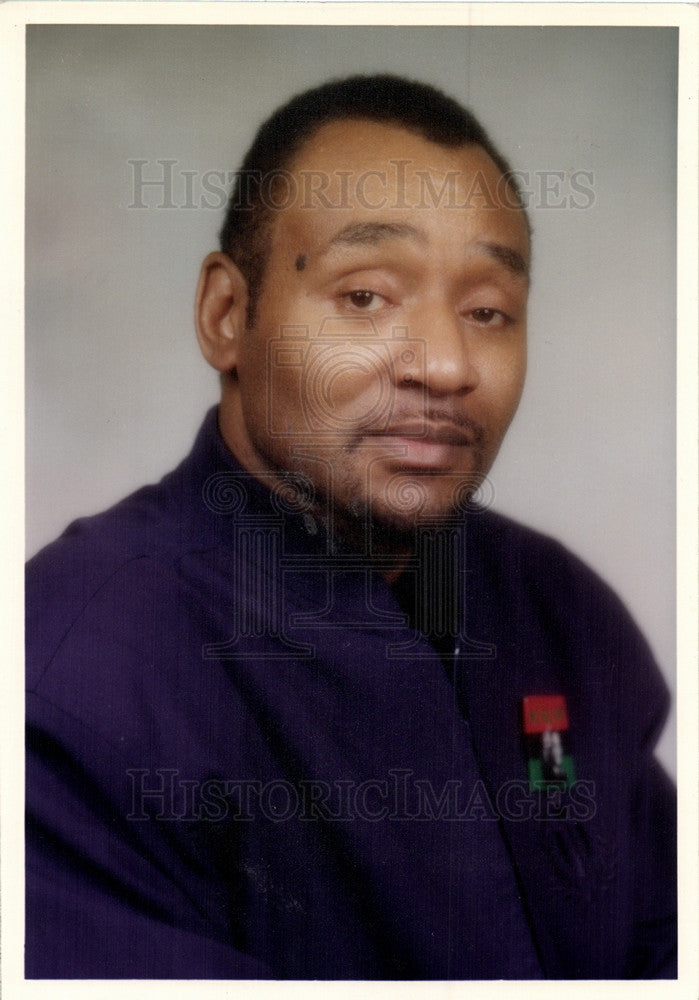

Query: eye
<box><xmin>343</xmin><ymin>289</ymin><xmax>384</xmax><ymax>311</ymax></box>
<box><xmin>468</xmin><ymin>307</ymin><xmax>511</xmax><ymax>327</ymax></box>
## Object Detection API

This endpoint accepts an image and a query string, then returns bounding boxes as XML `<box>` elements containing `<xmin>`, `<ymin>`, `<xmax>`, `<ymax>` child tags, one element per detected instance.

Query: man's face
<box><xmin>223</xmin><ymin>119</ymin><xmax>529</xmax><ymax>537</ymax></box>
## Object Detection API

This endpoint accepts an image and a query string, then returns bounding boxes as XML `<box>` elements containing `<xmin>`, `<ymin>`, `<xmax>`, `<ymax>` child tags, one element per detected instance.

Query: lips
<box><xmin>363</xmin><ymin>422</ymin><xmax>476</xmax><ymax>469</ymax></box>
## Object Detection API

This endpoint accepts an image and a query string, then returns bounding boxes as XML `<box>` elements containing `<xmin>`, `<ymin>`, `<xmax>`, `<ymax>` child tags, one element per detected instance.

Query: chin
<box><xmin>341</xmin><ymin>487</ymin><xmax>472</xmax><ymax>545</ymax></box>
<box><xmin>373</xmin><ymin>499</ymin><xmax>468</xmax><ymax>534</ymax></box>
<box><xmin>372</xmin><ymin>471</ymin><xmax>483</xmax><ymax>522</ymax></box>
<box><xmin>316</xmin><ymin>464</ymin><xmax>487</xmax><ymax>551</ymax></box>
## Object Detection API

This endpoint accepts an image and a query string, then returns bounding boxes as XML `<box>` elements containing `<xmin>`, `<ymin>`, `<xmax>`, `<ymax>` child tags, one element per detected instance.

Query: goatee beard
<box><xmin>271</xmin><ymin>461</ymin><xmax>479</xmax><ymax>559</ymax></box>
<box><xmin>319</xmin><ymin>488</ymin><xmax>473</xmax><ymax>560</ymax></box>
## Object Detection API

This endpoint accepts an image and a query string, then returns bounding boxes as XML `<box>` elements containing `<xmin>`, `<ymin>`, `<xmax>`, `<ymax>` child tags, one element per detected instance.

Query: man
<box><xmin>25</xmin><ymin>75</ymin><xmax>676</xmax><ymax>979</ymax></box>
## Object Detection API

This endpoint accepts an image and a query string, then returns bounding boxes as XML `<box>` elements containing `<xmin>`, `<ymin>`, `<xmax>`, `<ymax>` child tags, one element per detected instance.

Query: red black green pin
<box><xmin>522</xmin><ymin>695</ymin><xmax>576</xmax><ymax>790</ymax></box>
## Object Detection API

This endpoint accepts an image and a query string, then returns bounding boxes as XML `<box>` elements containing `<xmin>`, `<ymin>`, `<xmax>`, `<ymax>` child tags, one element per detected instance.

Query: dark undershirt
<box><xmin>391</xmin><ymin>528</ymin><xmax>461</xmax><ymax>675</ymax></box>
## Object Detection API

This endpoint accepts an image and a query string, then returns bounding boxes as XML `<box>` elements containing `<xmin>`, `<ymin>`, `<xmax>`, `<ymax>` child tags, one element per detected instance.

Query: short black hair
<box><xmin>219</xmin><ymin>74</ymin><xmax>526</xmax><ymax>322</ymax></box>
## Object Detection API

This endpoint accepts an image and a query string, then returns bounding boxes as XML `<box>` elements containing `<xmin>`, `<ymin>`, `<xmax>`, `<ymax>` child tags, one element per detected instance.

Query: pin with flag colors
<box><xmin>522</xmin><ymin>694</ymin><xmax>576</xmax><ymax>790</ymax></box>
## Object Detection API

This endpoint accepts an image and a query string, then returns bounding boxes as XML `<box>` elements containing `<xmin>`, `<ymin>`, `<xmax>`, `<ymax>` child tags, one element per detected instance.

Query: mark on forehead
<box><xmin>295</xmin><ymin>254</ymin><xmax>307</xmax><ymax>272</ymax></box>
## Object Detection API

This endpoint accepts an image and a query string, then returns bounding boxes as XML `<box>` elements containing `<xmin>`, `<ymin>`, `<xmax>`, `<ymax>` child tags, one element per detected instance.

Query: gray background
<box><xmin>25</xmin><ymin>25</ymin><xmax>677</xmax><ymax>772</ymax></box>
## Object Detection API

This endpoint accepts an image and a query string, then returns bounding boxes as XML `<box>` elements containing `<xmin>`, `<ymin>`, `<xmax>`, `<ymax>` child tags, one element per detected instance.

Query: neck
<box><xmin>314</xmin><ymin>503</ymin><xmax>416</xmax><ymax>584</ymax></box>
<box><xmin>217</xmin><ymin>395</ymin><xmax>419</xmax><ymax>582</ymax></box>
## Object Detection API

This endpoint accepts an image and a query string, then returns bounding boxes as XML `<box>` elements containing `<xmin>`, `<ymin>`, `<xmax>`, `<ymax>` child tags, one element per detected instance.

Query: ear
<box><xmin>195</xmin><ymin>252</ymin><xmax>249</xmax><ymax>373</ymax></box>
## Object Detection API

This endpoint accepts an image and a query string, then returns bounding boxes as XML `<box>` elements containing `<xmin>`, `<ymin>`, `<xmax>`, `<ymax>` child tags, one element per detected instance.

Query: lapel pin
<box><xmin>522</xmin><ymin>694</ymin><xmax>576</xmax><ymax>790</ymax></box>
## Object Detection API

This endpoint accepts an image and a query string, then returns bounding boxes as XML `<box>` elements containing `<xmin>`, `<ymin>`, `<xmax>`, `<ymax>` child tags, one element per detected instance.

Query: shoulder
<box><xmin>468</xmin><ymin>506</ymin><xmax>638</xmax><ymax>623</ymax></box>
<box><xmin>466</xmin><ymin>507</ymin><xmax>670</xmax><ymax>741</ymax></box>
<box><xmin>26</xmin><ymin>467</ymin><xmax>210</xmax><ymax>690</ymax></box>
<box><xmin>25</xmin><ymin>473</ymin><xmax>228</xmax><ymax>757</ymax></box>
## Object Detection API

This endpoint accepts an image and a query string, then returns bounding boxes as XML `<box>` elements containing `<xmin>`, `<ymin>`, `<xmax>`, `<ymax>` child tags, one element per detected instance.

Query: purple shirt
<box><xmin>26</xmin><ymin>408</ymin><xmax>676</xmax><ymax>978</ymax></box>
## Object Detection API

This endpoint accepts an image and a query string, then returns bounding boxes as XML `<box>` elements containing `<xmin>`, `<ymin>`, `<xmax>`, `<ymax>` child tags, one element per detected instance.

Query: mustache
<box><xmin>356</xmin><ymin>407</ymin><xmax>486</xmax><ymax>447</ymax></box>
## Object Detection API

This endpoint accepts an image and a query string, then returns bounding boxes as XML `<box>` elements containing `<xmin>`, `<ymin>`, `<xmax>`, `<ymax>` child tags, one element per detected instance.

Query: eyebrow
<box><xmin>325</xmin><ymin>221</ymin><xmax>428</xmax><ymax>251</ymax></box>
<box><xmin>322</xmin><ymin>222</ymin><xmax>529</xmax><ymax>279</ymax></box>
<box><xmin>475</xmin><ymin>240</ymin><xmax>529</xmax><ymax>279</ymax></box>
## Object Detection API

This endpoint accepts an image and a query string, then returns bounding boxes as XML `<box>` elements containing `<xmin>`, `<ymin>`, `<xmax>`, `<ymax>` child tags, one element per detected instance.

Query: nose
<box><xmin>396</xmin><ymin>302</ymin><xmax>479</xmax><ymax>397</ymax></box>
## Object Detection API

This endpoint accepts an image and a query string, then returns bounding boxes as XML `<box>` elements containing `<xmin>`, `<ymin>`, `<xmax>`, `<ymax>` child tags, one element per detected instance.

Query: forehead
<box><xmin>273</xmin><ymin>118</ymin><xmax>529</xmax><ymax>258</ymax></box>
